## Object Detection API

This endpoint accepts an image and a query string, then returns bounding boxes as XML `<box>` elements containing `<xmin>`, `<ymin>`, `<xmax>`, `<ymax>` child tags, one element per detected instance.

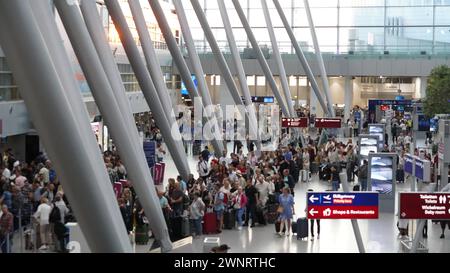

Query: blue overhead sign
<box><xmin>307</xmin><ymin>192</ymin><xmax>379</xmax><ymax>219</ymax></box>
<box><xmin>143</xmin><ymin>140</ymin><xmax>156</xmax><ymax>168</ymax></box>
<box><xmin>414</xmin><ymin>158</ymin><xmax>431</xmax><ymax>182</ymax></box>
<box><xmin>307</xmin><ymin>192</ymin><xmax>379</xmax><ymax>207</ymax></box>
<box><xmin>404</xmin><ymin>154</ymin><xmax>415</xmax><ymax>175</ymax></box>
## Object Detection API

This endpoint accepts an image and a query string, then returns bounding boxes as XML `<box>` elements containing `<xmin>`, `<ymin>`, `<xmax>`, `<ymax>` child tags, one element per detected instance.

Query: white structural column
<box><xmin>127</xmin><ymin>0</ymin><xmax>177</xmax><ymax>128</ymax></box>
<box><xmin>309</xmin><ymin>79</ymin><xmax>324</xmax><ymax>117</ymax></box>
<box><xmin>304</xmin><ymin>0</ymin><xmax>335</xmax><ymax>117</ymax></box>
<box><xmin>231</xmin><ymin>0</ymin><xmax>290</xmax><ymax>118</ymax></box>
<box><xmin>344</xmin><ymin>76</ymin><xmax>354</xmax><ymax>123</ymax></box>
<box><xmin>420</xmin><ymin>76</ymin><xmax>427</xmax><ymax>98</ymax></box>
<box><xmin>148</xmin><ymin>0</ymin><xmax>225</xmax><ymax>156</ymax></box>
<box><xmin>261</xmin><ymin>0</ymin><xmax>295</xmax><ymax>117</ymax></box>
<box><xmin>189</xmin><ymin>0</ymin><xmax>261</xmax><ymax>147</ymax></box>
<box><xmin>0</xmin><ymin>0</ymin><xmax>132</xmax><ymax>252</ymax></box>
<box><xmin>216</xmin><ymin>0</ymin><xmax>261</xmax><ymax>148</ymax></box>
<box><xmin>105</xmin><ymin>0</ymin><xmax>191</xmax><ymax>180</ymax></box>
<box><xmin>172</xmin><ymin>0</ymin><xmax>225</xmax><ymax>155</ymax></box>
<box><xmin>80</xmin><ymin>0</ymin><xmax>140</xmax><ymax>146</ymax></box>
<box><xmin>271</xmin><ymin>0</ymin><xmax>330</xmax><ymax>117</ymax></box>
<box><xmin>55</xmin><ymin>0</ymin><xmax>172</xmax><ymax>252</ymax></box>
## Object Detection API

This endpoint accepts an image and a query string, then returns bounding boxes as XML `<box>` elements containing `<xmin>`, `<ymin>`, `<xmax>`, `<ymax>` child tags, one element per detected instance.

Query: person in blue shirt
<box><xmin>284</xmin><ymin>148</ymin><xmax>293</xmax><ymax>162</ymax></box>
<box><xmin>0</xmin><ymin>184</ymin><xmax>12</xmax><ymax>210</ymax></box>
<box><xmin>176</xmin><ymin>176</ymin><xmax>187</xmax><ymax>195</ymax></box>
<box><xmin>213</xmin><ymin>184</ymin><xmax>225</xmax><ymax>233</ymax></box>
<box><xmin>277</xmin><ymin>188</ymin><xmax>295</xmax><ymax>236</ymax></box>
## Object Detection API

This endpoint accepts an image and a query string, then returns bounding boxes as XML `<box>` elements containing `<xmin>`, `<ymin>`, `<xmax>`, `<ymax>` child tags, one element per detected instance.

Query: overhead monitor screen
<box><xmin>181</xmin><ymin>75</ymin><xmax>197</xmax><ymax>95</ymax></box>
<box><xmin>360</xmin><ymin>146</ymin><xmax>378</xmax><ymax>157</ymax></box>
<box><xmin>370</xmin><ymin>156</ymin><xmax>393</xmax><ymax>194</ymax></box>
<box><xmin>360</xmin><ymin>137</ymin><xmax>378</xmax><ymax>146</ymax></box>
<box><xmin>369</xmin><ymin>126</ymin><xmax>384</xmax><ymax>142</ymax></box>
<box><xmin>360</xmin><ymin>137</ymin><xmax>378</xmax><ymax>157</ymax></box>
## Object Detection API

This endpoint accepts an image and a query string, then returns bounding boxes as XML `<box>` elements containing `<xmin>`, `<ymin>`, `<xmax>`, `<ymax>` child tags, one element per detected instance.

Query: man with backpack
<box><xmin>357</xmin><ymin>160</ymin><xmax>369</xmax><ymax>191</ymax></box>
<box><xmin>197</xmin><ymin>156</ymin><xmax>209</xmax><ymax>181</ymax></box>
<box><xmin>52</xmin><ymin>194</ymin><xmax>69</xmax><ymax>252</ymax></box>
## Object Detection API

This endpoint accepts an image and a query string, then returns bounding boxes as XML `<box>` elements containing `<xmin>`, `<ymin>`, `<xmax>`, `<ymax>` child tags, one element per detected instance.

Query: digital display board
<box><xmin>181</xmin><ymin>75</ymin><xmax>197</xmax><ymax>95</ymax></box>
<box><xmin>417</xmin><ymin>114</ymin><xmax>431</xmax><ymax>131</ymax></box>
<box><xmin>369</xmin><ymin>124</ymin><xmax>384</xmax><ymax>142</ymax></box>
<box><xmin>370</xmin><ymin>156</ymin><xmax>394</xmax><ymax>194</ymax></box>
<box><xmin>359</xmin><ymin>136</ymin><xmax>378</xmax><ymax>157</ymax></box>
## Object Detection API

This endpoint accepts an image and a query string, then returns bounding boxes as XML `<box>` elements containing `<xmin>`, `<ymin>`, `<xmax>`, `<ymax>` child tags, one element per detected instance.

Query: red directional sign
<box><xmin>399</xmin><ymin>192</ymin><xmax>450</xmax><ymax>219</ymax></box>
<box><xmin>314</xmin><ymin>118</ymin><xmax>341</xmax><ymax>128</ymax></box>
<box><xmin>281</xmin><ymin>117</ymin><xmax>308</xmax><ymax>128</ymax></box>
<box><xmin>307</xmin><ymin>192</ymin><xmax>379</xmax><ymax>220</ymax></box>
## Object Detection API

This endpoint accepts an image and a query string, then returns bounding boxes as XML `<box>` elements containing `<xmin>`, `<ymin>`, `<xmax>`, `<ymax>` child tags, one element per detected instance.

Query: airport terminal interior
<box><xmin>0</xmin><ymin>0</ymin><xmax>449</xmax><ymax>254</ymax></box>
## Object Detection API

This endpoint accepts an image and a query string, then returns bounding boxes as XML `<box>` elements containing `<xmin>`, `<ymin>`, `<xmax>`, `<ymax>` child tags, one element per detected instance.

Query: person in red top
<box><xmin>237</xmin><ymin>161</ymin><xmax>247</xmax><ymax>175</ymax></box>
<box><xmin>0</xmin><ymin>205</ymin><xmax>14</xmax><ymax>253</ymax></box>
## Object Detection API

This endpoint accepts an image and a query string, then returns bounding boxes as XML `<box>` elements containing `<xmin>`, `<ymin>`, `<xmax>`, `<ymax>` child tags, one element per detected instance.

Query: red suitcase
<box><xmin>202</xmin><ymin>212</ymin><xmax>217</xmax><ymax>234</ymax></box>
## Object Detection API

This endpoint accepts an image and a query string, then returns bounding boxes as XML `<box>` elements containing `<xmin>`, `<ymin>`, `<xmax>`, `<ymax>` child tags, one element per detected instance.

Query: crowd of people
<box><xmin>0</xmin><ymin>149</ymin><xmax>71</xmax><ymax>253</ymax></box>
<box><xmin>0</xmin><ymin>109</ymin><xmax>449</xmax><ymax>253</ymax></box>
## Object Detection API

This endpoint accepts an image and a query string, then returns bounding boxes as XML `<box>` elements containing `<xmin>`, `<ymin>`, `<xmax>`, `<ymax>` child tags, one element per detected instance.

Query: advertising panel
<box><xmin>359</xmin><ymin>135</ymin><xmax>379</xmax><ymax>157</ymax></box>
<box><xmin>369</xmin><ymin>156</ymin><xmax>394</xmax><ymax>194</ymax></box>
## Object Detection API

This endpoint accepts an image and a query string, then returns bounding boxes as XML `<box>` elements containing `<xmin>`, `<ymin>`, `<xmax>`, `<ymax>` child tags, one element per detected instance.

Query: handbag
<box><xmin>277</xmin><ymin>205</ymin><xmax>284</xmax><ymax>214</ymax></box>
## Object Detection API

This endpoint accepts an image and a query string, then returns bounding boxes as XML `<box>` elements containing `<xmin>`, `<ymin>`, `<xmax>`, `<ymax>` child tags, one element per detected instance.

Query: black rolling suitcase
<box><xmin>169</xmin><ymin>216</ymin><xmax>183</xmax><ymax>242</ymax></box>
<box><xmin>295</xmin><ymin>218</ymin><xmax>308</xmax><ymax>240</ymax></box>
<box><xmin>193</xmin><ymin>140</ymin><xmax>201</xmax><ymax>156</ymax></box>
<box><xmin>223</xmin><ymin>209</ymin><xmax>236</xmax><ymax>230</ymax></box>
<box><xmin>310</xmin><ymin>162</ymin><xmax>319</xmax><ymax>174</ymax></box>
<box><xmin>256</xmin><ymin>206</ymin><xmax>267</xmax><ymax>225</ymax></box>
<box><xmin>396</xmin><ymin>169</ymin><xmax>404</xmax><ymax>183</ymax></box>
<box><xmin>319</xmin><ymin>164</ymin><xmax>330</xmax><ymax>181</ymax></box>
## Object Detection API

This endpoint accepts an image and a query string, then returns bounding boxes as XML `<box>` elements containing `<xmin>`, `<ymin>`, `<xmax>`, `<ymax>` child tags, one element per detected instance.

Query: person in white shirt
<box><xmin>404</xmin><ymin>134</ymin><xmax>412</xmax><ymax>146</ymax></box>
<box><xmin>254</xmin><ymin>175</ymin><xmax>270</xmax><ymax>207</ymax></box>
<box><xmin>325</xmin><ymin>139</ymin><xmax>335</xmax><ymax>153</ymax></box>
<box><xmin>197</xmin><ymin>156</ymin><xmax>209</xmax><ymax>180</ymax></box>
<box><xmin>228</xmin><ymin>167</ymin><xmax>238</xmax><ymax>184</ymax></box>
<box><xmin>54</xmin><ymin>194</ymin><xmax>69</xmax><ymax>223</ymax></box>
<box><xmin>1</xmin><ymin>164</ymin><xmax>10</xmax><ymax>180</ymax></box>
<box><xmin>38</xmin><ymin>163</ymin><xmax>50</xmax><ymax>185</ymax></box>
<box><xmin>219</xmin><ymin>151</ymin><xmax>231</xmax><ymax>167</ymax></box>
<box><xmin>189</xmin><ymin>192</ymin><xmax>205</xmax><ymax>237</ymax></box>
<box><xmin>220</xmin><ymin>178</ymin><xmax>232</xmax><ymax>197</ymax></box>
<box><xmin>156</xmin><ymin>143</ymin><xmax>166</xmax><ymax>163</ymax></box>
<box><xmin>281</xmin><ymin>134</ymin><xmax>290</xmax><ymax>147</ymax></box>
<box><xmin>33</xmin><ymin>198</ymin><xmax>52</xmax><ymax>250</ymax></box>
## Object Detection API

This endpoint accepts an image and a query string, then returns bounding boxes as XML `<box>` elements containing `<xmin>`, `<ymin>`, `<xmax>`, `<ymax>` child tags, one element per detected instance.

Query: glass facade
<box><xmin>184</xmin><ymin>0</ymin><xmax>450</xmax><ymax>55</ymax></box>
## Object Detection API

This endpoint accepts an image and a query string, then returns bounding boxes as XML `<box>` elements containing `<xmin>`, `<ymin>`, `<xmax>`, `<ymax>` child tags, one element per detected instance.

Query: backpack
<box><xmin>49</xmin><ymin>205</ymin><xmax>61</xmax><ymax>223</ymax></box>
